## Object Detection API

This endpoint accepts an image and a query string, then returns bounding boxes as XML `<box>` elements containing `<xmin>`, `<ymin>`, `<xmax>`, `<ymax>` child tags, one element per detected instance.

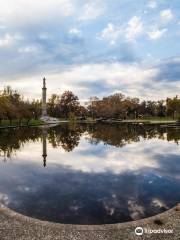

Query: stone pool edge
<box><xmin>0</xmin><ymin>203</ymin><xmax>180</xmax><ymax>239</ymax></box>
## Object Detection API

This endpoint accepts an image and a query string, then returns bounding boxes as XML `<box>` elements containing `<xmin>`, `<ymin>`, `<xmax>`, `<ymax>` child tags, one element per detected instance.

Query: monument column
<box><xmin>42</xmin><ymin>77</ymin><xmax>47</xmax><ymax>117</ymax></box>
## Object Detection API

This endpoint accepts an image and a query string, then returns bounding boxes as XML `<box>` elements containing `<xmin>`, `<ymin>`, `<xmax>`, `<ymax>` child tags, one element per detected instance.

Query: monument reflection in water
<box><xmin>42</xmin><ymin>127</ymin><xmax>47</xmax><ymax>167</ymax></box>
<box><xmin>0</xmin><ymin>123</ymin><xmax>180</xmax><ymax>225</ymax></box>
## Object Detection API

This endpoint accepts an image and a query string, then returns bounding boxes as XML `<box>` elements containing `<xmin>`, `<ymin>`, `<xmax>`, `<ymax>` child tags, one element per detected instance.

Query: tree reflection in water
<box><xmin>0</xmin><ymin>123</ymin><xmax>180</xmax><ymax>164</ymax></box>
<box><xmin>0</xmin><ymin>123</ymin><xmax>180</xmax><ymax>224</ymax></box>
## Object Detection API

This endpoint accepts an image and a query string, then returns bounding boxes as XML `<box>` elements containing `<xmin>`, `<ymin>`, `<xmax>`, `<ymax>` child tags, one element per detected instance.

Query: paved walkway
<box><xmin>0</xmin><ymin>204</ymin><xmax>179</xmax><ymax>240</ymax></box>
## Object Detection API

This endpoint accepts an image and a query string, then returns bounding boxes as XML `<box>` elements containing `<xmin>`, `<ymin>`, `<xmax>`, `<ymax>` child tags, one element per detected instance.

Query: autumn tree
<box><xmin>166</xmin><ymin>96</ymin><xmax>180</xmax><ymax>119</ymax></box>
<box><xmin>60</xmin><ymin>91</ymin><xmax>80</xmax><ymax>119</ymax></box>
<box><xmin>47</xmin><ymin>94</ymin><xmax>60</xmax><ymax>117</ymax></box>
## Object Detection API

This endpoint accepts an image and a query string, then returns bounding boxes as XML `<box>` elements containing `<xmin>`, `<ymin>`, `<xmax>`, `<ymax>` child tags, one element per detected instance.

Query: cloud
<box><xmin>151</xmin><ymin>199</ymin><xmax>168</xmax><ymax>209</ymax></box>
<box><xmin>128</xmin><ymin>200</ymin><xmax>145</xmax><ymax>220</ymax></box>
<box><xmin>1</xmin><ymin>56</ymin><xmax>180</xmax><ymax>101</ymax></box>
<box><xmin>78</xmin><ymin>2</ymin><xmax>104</xmax><ymax>21</ymax></box>
<box><xmin>99</xmin><ymin>16</ymin><xmax>143</xmax><ymax>44</ymax></box>
<box><xmin>0</xmin><ymin>0</ymin><xmax>178</xmax><ymax>101</ymax></box>
<box><xmin>0</xmin><ymin>0</ymin><xmax>75</xmax><ymax>26</ymax></box>
<box><xmin>0</xmin><ymin>33</ymin><xmax>22</xmax><ymax>47</ymax></box>
<box><xmin>0</xmin><ymin>193</ymin><xmax>9</xmax><ymax>206</ymax></box>
<box><xmin>125</xmin><ymin>16</ymin><xmax>143</xmax><ymax>41</ymax></box>
<box><xmin>0</xmin><ymin>33</ymin><xmax>13</xmax><ymax>47</ymax></box>
<box><xmin>147</xmin><ymin>28</ymin><xmax>167</xmax><ymax>40</ymax></box>
<box><xmin>160</xmin><ymin>9</ymin><xmax>173</xmax><ymax>22</ymax></box>
<box><xmin>10</xmin><ymin>136</ymin><xmax>180</xmax><ymax>178</ymax></box>
<box><xmin>45</xmin><ymin>62</ymin><xmax>159</xmax><ymax>99</ymax></box>
<box><xmin>69</xmin><ymin>28</ymin><xmax>82</xmax><ymax>36</ymax></box>
<box><xmin>98</xmin><ymin>23</ymin><xmax>122</xmax><ymax>45</ymax></box>
<box><xmin>147</xmin><ymin>0</ymin><xmax>157</xmax><ymax>9</ymax></box>
<box><xmin>18</xmin><ymin>45</ymin><xmax>39</xmax><ymax>54</ymax></box>
<box><xmin>156</xmin><ymin>57</ymin><xmax>180</xmax><ymax>82</ymax></box>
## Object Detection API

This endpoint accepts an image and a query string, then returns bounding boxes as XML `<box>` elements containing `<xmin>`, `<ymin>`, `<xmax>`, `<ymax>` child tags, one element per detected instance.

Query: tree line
<box><xmin>0</xmin><ymin>86</ymin><xmax>180</xmax><ymax>124</ymax></box>
<box><xmin>47</xmin><ymin>92</ymin><xmax>180</xmax><ymax>120</ymax></box>
<box><xmin>0</xmin><ymin>86</ymin><xmax>41</xmax><ymax>124</ymax></box>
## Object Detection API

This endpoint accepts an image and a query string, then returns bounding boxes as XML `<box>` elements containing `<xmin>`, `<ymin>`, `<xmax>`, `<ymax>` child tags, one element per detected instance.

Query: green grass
<box><xmin>28</xmin><ymin>119</ymin><xmax>44</xmax><ymax>125</ymax></box>
<box><xmin>0</xmin><ymin>116</ymin><xmax>177</xmax><ymax>127</ymax></box>
<box><xmin>0</xmin><ymin>119</ymin><xmax>44</xmax><ymax>127</ymax></box>
<box><xmin>143</xmin><ymin>116</ymin><xmax>175</xmax><ymax>121</ymax></box>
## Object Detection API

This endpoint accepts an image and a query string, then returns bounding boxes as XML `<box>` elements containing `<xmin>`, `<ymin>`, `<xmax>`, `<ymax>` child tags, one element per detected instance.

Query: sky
<box><xmin>0</xmin><ymin>0</ymin><xmax>179</xmax><ymax>102</ymax></box>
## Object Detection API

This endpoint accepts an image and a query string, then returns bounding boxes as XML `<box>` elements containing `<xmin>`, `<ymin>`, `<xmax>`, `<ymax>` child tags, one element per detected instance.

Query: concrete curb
<box><xmin>0</xmin><ymin>204</ymin><xmax>179</xmax><ymax>239</ymax></box>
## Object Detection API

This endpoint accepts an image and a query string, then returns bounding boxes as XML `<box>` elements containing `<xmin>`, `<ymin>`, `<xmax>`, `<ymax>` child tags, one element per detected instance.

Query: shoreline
<box><xmin>0</xmin><ymin>204</ymin><xmax>179</xmax><ymax>239</ymax></box>
<box><xmin>0</xmin><ymin>119</ymin><xmax>177</xmax><ymax>129</ymax></box>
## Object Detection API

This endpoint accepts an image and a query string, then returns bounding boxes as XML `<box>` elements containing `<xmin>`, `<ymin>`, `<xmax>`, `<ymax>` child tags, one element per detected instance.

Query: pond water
<box><xmin>0</xmin><ymin>123</ymin><xmax>179</xmax><ymax>225</ymax></box>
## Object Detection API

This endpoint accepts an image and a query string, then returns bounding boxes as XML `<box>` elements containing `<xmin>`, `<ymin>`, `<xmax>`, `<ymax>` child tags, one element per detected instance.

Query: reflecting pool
<box><xmin>0</xmin><ymin>123</ymin><xmax>179</xmax><ymax>224</ymax></box>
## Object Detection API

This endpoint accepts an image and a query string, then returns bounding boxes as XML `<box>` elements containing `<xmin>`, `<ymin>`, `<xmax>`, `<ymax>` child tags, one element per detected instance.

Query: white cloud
<box><xmin>147</xmin><ymin>28</ymin><xmax>167</xmax><ymax>40</ymax></box>
<box><xmin>0</xmin><ymin>33</ymin><xmax>22</xmax><ymax>47</ymax></box>
<box><xmin>0</xmin><ymin>1</ymin><xmax>178</xmax><ymax>103</ymax></box>
<box><xmin>69</xmin><ymin>28</ymin><xmax>82</xmax><ymax>36</ymax></box>
<box><xmin>125</xmin><ymin>16</ymin><xmax>143</xmax><ymax>41</ymax></box>
<box><xmin>78</xmin><ymin>2</ymin><xmax>104</xmax><ymax>21</ymax></box>
<box><xmin>128</xmin><ymin>200</ymin><xmax>145</xmax><ymax>220</ymax></box>
<box><xmin>0</xmin><ymin>34</ymin><xmax>13</xmax><ymax>47</ymax></box>
<box><xmin>18</xmin><ymin>46</ymin><xmax>39</xmax><ymax>53</ymax></box>
<box><xmin>2</xmin><ymin>58</ymin><xmax>180</xmax><ymax>101</ymax></box>
<box><xmin>99</xmin><ymin>23</ymin><xmax>121</xmax><ymax>45</ymax></box>
<box><xmin>13</xmin><ymin>137</ymin><xmax>180</xmax><ymax>178</ymax></box>
<box><xmin>1</xmin><ymin>62</ymin><xmax>158</xmax><ymax>100</ymax></box>
<box><xmin>151</xmin><ymin>199</ymin><xmax>168</xmax><ymax>209</ymax></box>
<box><xmin>0</xmin><ymin>0</ymin><xmax>75</xmax><ymax>28</ymax></box>
<box><xmin>160</xmin><ymin>9</ymin><xmax>173</xmax><ymax>21</ymax></box>
<box><xmin>147</xmin><ymin>0</ymin><xmax>157</xmax><ymax>9</ymax></box>
<box><xmin>99</xmin><ymin>17</ymin><xmax>143</xmax><ymax>44</ymax></box>
<box><xmin>63</xmin><ymin>63</ymin><xmax>156</xmax><ymax>86</ymax></box>
<box><xmin>0</xmin><ymin>33</ymin><xmax>23</xmax><ymax>48</ymax></box>
<box><xmin>0</xmin><ymin>193</ymin><xmax>9</xmax><ymax>206</ymax></box>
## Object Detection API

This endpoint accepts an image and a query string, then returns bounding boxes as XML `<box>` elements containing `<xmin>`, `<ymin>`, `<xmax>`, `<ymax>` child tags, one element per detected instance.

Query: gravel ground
<box><xmin>0</xmin><ymin>204</ymin><xmax>179</xmax><ymax>240</ymax></box>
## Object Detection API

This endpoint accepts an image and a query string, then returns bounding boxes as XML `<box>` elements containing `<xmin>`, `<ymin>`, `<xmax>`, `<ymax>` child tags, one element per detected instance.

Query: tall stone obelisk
<box><xmin>42</xmin><ymin>77</ymin><xmax>47</xmax><ymax>117</ymax></box>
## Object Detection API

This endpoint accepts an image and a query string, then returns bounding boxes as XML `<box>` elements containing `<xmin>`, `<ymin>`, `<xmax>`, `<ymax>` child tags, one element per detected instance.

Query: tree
<box><xmin>156</xmin><ymin>100</ymin><xmax>166</xmax><ymax>117</ymax></box>
<box><xmin>60</xmin><ymin>91</ymin><xmax>80</xmax><ymax>119</ymax></box>
<box><xmin>47</xmin><ymin>94</ymin><xmax>60</xmax><ymax>117</ymax></box>
<box><xmin>0</xmin><ymin>86</ymin><xmax>35</xmax><ymax>125</ymax></box>
<box><xmin>0</xmin><ymin>95</ymin><xmax>8</xmax><ymax>123</ymax></box>
<box><xmin>166</xmin><ymin>96</ymin><xmax>180</xmax><ymax>119</ymax></box>
<box><xmin>30</xmin><ymin>100</ymin><xmax>41</xmax><ymax>120</ymax></box>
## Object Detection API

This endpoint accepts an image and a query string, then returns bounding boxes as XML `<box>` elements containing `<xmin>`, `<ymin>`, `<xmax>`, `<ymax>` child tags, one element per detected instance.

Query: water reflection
<box><xmin>0</xmin><ymin>123</ymin><xmax>179</xmax><ymax>224</ymax></box>
<box><xmin>42</xmin><ymin>128</ymin><xmax>47</xmax><ymax>167</ymax></box>
<box><xmin>0</xmin><ymin>124</ymin><xmax>180</xmax><ymax>161</ymax></box>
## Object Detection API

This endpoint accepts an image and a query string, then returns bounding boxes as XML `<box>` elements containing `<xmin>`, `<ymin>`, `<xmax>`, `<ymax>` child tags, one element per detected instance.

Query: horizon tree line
<box><xmin>0</xmin><ymin>86</ymin><xmax>180</xmax><ymax>124</ymax></box>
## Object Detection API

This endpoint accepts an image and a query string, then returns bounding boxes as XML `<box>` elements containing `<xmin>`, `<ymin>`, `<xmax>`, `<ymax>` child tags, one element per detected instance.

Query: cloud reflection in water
<box><xmin>0</xmin><ymin>124</ymin><xmax>179</xmax><ymax>224</ymax></box>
